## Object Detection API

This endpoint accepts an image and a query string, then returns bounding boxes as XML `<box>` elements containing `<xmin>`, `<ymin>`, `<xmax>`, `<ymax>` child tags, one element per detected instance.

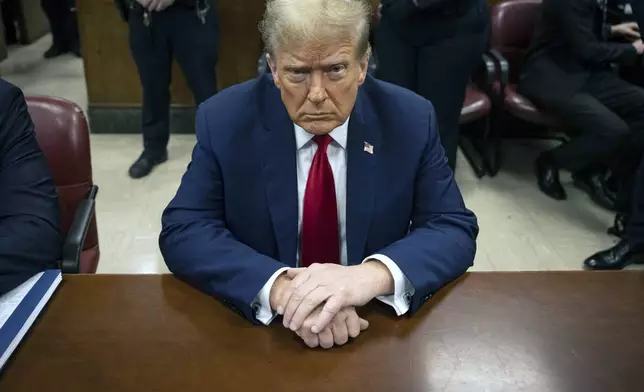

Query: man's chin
<box><xmin>298</xmin><ymin>119</ymin><xmax>342</xmax><ymax>135</ymax></box>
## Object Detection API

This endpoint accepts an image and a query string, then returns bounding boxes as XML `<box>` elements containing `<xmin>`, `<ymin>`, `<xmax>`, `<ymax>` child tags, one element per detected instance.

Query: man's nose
<box><xmin>307</xmin><ymin>72</ymin><xmax>327</xmax><ymax>103</ymax></box>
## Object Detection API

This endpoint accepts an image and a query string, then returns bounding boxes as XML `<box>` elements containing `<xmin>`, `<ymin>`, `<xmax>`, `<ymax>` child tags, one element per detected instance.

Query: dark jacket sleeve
<box><xmin>560</xmin><ymin>0</ymin><xmax>639</xmax><ymax>65</ymax></box>
<box><xmin>0</xmin><ymin>81</ymin><xmax>62</xmax><ymax>296</ymax></box>
<box><xmin>375</xmin><ymin>102</ymin><xmax>478</xmax><ymax>314</ymax></box>
<box><xmin>159</xmin><ymin>104</ymin><xmax>286</xmax><ymax>323</ymax></box>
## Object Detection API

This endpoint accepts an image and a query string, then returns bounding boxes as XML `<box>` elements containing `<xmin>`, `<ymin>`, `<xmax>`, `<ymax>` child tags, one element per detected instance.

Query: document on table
<box><xmin>0</xmin><ymin>270</ymin><xmax>62</xmax><ymax>371</ymax></box>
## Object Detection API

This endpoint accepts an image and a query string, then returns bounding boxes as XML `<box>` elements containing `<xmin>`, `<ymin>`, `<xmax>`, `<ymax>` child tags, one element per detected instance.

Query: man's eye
<box><xmin>328</xmin><ymin>65</ymin><xmax>345</xmax><ymax>74</ymax></box>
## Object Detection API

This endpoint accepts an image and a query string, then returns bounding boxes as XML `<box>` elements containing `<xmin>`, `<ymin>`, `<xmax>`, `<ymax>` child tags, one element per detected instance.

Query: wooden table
<box><xmin>1</xmin><ymin>272</ymin><xmax>643</xmax><ymax>392</ymax></box>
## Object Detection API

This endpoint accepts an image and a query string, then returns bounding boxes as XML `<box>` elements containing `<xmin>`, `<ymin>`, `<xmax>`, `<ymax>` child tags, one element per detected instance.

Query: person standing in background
<box><xmin>41</xmin><ymin>0</ymin><xmax>81</xmax><ymax>58</ymax></box>
<box><xmin>374</xmin><ymin>0</ymin><xmax>489</xmax><ymax>170</ymax></box>
<box><xmin>123</xmin><ymin>0</ymin><xmax>219</xmax><ymax>179</ymax></box>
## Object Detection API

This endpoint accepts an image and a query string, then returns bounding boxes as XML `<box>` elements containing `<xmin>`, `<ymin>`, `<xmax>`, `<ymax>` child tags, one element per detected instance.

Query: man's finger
<box><xmin>138</xmin><ymin>0</ymin><xmax>151</xmax><ymax>7</ymax></box>
<box><xmin>288</xmin><ymin>287</ymin><xmax>331</xmax><ymax>331</ymax></box>
<box><xmin>318</xmin><ymin>327</ymin><xmax>334</xmax><ymax>349</ymax></box>
<box><xmin>146</xmin><ymin>0</ymin><xmax>159</xmax><ymax>10</ymax></box>
<box><xmin>277</xmin><ymin>269</ymin><xmax>310</xmax><ymax>316</ymax></box>
<box><xmin>311</xmin><ymin>295</ymin><xmax>344</xmax><ymax>333</ymax></box>
<box><xmin>346</xmin><ymin>311</ymin><xmax>361</xmax><ymax>338</ymax></box>
<box><xmin>281</xmin><ymin>276</ymin><xmax>317</xmax><ymax>327</ymax></box>
<box><xmin>302</xmin><ymin>331</ymin><xmax>319</xmax><ymax>348</ymax></box>
<box><xmin>331</xmin><ymin>317</ymin><xmax>349</xmax><ymax>345</ymax></box>
<box><xmin>359</xmin><ymin>318</ymin><xmax>369</xmax><ymax>331</ymax></box>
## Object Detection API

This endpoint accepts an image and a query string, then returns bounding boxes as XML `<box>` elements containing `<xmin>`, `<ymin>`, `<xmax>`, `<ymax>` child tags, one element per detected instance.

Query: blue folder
<box><xmin>0</xmin><ymin>270</ymin><xmax>62</xmax><ymax>371</ymax></box>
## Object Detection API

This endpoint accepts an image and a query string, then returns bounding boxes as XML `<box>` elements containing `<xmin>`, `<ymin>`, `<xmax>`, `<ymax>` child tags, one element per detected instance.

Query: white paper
<box><xmin>0</xmin><ymin>272</ymin><xmax>43</xmax><ymax>328</ymax></box>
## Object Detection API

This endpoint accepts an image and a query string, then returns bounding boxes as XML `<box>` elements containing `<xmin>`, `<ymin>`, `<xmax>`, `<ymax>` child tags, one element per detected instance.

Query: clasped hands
<box><xmin>136</xmin><ymin>0</ymin><xmax>175</xmax><ymax>12</ymax></box>
<box><xmin>269</xmin><ymin>261</ymin><xmax>394</xmax><ymax>349</ymax></box>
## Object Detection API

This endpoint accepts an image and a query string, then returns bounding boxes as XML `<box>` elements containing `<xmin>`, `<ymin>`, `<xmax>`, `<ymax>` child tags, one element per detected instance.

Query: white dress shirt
<box><xmin>254</xmin><ymin>119</ymin><xmax>415</xmax><ymax>325</ymax></box>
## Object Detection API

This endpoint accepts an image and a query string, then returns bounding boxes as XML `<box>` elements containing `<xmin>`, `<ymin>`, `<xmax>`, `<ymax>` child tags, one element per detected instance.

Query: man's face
<box><xmin>268</xmin><ymin>39</ymin><xmax>369</xmax><ymax>135</ymax></box>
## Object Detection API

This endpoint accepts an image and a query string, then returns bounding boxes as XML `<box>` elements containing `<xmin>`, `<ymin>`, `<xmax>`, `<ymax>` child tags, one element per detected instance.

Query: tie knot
<box><xmin>313</xmin><ymin>135</ymin><xmax>333</xmax><ymax>151</ymax></box>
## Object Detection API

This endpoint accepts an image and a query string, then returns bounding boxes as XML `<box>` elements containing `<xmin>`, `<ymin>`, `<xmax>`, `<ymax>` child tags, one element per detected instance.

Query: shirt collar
<box><xmin>294</xmin><ymin>117</ymin><xmax>349</xmax><ymax>150</ymax></box>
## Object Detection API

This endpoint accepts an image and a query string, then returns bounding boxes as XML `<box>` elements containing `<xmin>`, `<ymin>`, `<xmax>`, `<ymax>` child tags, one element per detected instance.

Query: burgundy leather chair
<box><xmin>487</xmin><ymin>0</ymin><xmax>563</xmax><ymax>170</ymax></box>
<box><xmin>26</xmin><ymin>96</ymin><xmax>100</xmax><ymax>274</ymax></box>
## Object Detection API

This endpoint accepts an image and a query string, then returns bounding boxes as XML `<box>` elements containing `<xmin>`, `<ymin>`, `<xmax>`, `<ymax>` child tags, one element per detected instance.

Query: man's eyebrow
<box><xmin>283</xmin><ymin>65</ymin><xmax>312</xmax><ymax>72</ymax></box>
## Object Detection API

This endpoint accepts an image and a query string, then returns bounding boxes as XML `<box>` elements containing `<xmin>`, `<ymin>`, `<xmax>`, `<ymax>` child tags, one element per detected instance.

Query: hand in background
<box><xmin>137</xmin><ymin>0</ymin><xmax>175</xmax><ymax>12</ymax></box>
<box><xmin>633</xmin><ymin>39</ymin><xmax>644</xmax><ymax>55</ymax></box>
<box><xmin>276</xmin><ymin>261</ymin><xmax>393</xmax><ymax>334</ymax></box>
<box><xmin>612</xmin><ymin>22</ymin><xmax>641</xmax><ymax>41</ymax></box>
<box><xmin>296</xmin><ymin>306</ymin><xmax>369</xmax><ymax>349</ymax></box>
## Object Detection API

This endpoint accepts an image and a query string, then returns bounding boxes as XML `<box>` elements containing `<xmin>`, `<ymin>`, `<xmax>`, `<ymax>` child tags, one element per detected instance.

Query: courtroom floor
<box><xmin>2</xmin><ymin>35</ymin><xmax>637</xmax><ymax>274</ymax></box>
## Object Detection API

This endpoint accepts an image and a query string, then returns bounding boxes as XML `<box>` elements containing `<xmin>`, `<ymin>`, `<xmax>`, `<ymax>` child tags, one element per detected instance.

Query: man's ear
<box><xmin>266</xmin><ymin>53</ymin><xmax>280</xmax><ymax>88</ymax></box>
<box><xmin>357</xmin><ymin>52</ymin><xmax>370</xmax><ymax>86</ymax></box>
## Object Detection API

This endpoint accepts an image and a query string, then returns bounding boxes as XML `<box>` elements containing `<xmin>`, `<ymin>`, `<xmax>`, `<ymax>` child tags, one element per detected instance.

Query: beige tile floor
<box><xmin>2</xmin><ymin>35</ymin><xmax>634</xmax><ymax>274</ymax></box>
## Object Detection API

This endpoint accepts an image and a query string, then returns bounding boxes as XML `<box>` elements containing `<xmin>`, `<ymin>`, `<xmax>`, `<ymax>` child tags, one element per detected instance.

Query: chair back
<box><xmin>25</xmin><ymin>96</ymin><xmax>100</xmax><ymax>273</ymax></box>
<box><xmin>490</xmin><ymin>0</ymin><xmax>542</xmax><ymax>83</ymax></box>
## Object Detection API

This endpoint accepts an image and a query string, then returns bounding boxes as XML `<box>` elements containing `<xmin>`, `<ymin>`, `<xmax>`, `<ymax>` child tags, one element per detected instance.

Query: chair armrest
<box><xmin>486</xmin><ymin>49</ymin><xmax>509</xmax><ymax>101</ymax></box>
<box><xmin>472</xmin><ymin>52</ymin><xmax>497</xmax><ymax>94</ymax></box>
<box><xmin>61</xmin><ymin>185</ymin><xmax>99</xmax><ymax>274</ymax></box>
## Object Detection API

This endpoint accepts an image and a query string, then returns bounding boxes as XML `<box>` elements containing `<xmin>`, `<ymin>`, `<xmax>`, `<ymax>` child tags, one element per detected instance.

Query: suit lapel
<box><xmin>255</xmin><ymin>77</ymin><xmax>299</xmax><ymax>267</ymax></box>
<box><xmin>346</xmin><ymin>89</ymin><xmax>380</xmax><ymax>265</ymax></box>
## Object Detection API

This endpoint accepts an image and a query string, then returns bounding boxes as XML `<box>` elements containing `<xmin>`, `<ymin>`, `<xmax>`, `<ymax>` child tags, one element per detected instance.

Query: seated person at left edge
<box><xmin>160</xmin><ymin>0</ymin><xmax>478</xmax><ymax>349</ymax></box>
<box><xmin>0</xmin><ymin>79</ymin><xmax>62</xmax><ymax>295</ymax></box>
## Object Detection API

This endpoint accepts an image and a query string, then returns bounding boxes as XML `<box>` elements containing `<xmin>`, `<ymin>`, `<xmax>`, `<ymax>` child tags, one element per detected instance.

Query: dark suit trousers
<box><xmin>624</xmin><ymin>154</ymin><xmax>644</xmax><ymax>247</ymax></box>
<box><xmin>128</xmin><ymin>5</ymin><xmax>219</xmax><ymax>156</ymax></box>
<box><xmin>543</xmin><ymin>71</ymin><xmax>644</xmax><ymax>173</ymax></box>
<box><xmin>41</xmin><ymin>0</ymin><xmax>79</xmax><ymax>50</ymax></box>
<box><xmin>375</xmin><ymin>16</ymin><xmax>487</xmax><ymax>170</ymax></box>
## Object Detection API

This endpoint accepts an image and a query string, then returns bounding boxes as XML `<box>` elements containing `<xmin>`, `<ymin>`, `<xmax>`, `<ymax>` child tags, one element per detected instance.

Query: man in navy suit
<box><xmin>160</xmin><ymin>0</ymin><xmax>478</xmax><ymax>349</ymax></box>
<box><xmin>0</xmin><ymin>79</ymin><xmax>62</xmax><ymax>295</ymax></box>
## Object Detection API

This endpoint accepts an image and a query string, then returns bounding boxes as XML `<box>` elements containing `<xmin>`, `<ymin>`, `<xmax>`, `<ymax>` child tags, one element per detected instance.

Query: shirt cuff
<box><xmin>253</xmin><ymin>267</ymin><xmax>290</xmax><ymax>325</ymax></box>
<box><xmin>362</xmin><ymin>254</ymin><xmax>415</xmax><ymax>316</ymax></box>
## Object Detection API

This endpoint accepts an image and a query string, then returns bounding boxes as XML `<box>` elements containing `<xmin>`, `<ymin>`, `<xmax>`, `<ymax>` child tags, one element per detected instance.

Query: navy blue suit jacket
<box><xmin>0</xmin><ymin>79</ymin><xmax>62</xmax><ymax>295</ymax></box>
<box><xmin>160</xmin><ymin>74</ymin><xmax>478</xmax><ymax>322</ymax></box>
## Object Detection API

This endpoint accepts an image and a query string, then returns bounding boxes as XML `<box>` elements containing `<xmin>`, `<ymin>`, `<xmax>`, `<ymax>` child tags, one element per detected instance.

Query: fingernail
<box><xmin>277</xmin><ymin>306</ymin><xmax>284</xmax><ymax>314</ymax></box>
<box><xmin>311</xmin><ymin>325</ymin><xmax>319</xmax><ymax>334</ymax></box>
<box><xmin>289</xmin><ymin>323</ymin><xmax>297</xmax><ymax>331</ymax></box>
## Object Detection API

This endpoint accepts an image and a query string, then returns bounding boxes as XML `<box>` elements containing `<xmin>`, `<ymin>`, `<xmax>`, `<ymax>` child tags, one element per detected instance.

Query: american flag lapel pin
<box><xmin>363</xmin><ymin>141</ymin><xmax>374</xmax><ymax>155</ymax></box>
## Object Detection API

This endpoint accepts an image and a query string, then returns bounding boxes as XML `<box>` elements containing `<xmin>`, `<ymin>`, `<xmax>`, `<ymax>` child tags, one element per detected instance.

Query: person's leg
<box><xmin>41</xmin><ymin>0</ymin><xmax>69</xmax><ymax>57</ymax></box>
<box><xmin>1</xmin><ymin>1</ymin><xmax>19</xmax><ymax>44</ymax></box>
<box><xmin>170</xmin><ymin>6</ymin><xmax>219</xmax><ymax>105</ymax></box>
<box><xmin>65</xmin><ymin>0</ymin><xmax>80</xmax><ymax>56</ymax></box>
<box><xmin>544</xmin><ymin>93</ymin><xmax>631</xmax><ymax>173</ymax></box>
<box><xmin>624</xmin><ymin>151</ymin><xmax>644</xmax><ymax>246</ymax></box>
<box><xmin>535</xmin><ymin>92</ymin><xmax>630</xmax><ymax>202</ymax></box>
<box><xmin>373</xmin><ymin>15</ymin><xmax>417</xmax><ymax>93</ymax></box>
<box><xmin>128</xmin><ymin>8</ymin><xmax>172</xmax><ymax>178</ymax></box>
<box><xmin>417</xmin><ymin>31</ymin><xmax>487</xmax><ymax>170</ymax></box>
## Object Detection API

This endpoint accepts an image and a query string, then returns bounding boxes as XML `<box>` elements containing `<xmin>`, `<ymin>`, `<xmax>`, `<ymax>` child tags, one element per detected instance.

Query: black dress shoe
<box><xmin>584</xmin><ymin>240</ymin><xmax>644</xmax><ymax>270</ymax></box>
<box><xmin>44</xmin><ymin>45</ymin><xmax>69</xmax><ymax>59</ymax></box>
<box><xmin>128</xmin><ymin>151</ymin><xmax>168</xmax><ymax>179</ymax></box>
<box><xmin>535</xmin><ymin>155</ymin><xmax>567</xmax><ymax>200</ymax></box>
<box><xmin>572</xmin><ymin>172</ymin><xmax>616</xmax><ymax>211</ymax></box>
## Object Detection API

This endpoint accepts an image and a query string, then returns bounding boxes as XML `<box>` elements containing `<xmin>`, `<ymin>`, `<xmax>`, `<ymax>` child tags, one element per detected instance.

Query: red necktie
<box><xmin>300</xmin><ymin>135</ymin><xmax>340</xmax><ymax>267</ymax></box>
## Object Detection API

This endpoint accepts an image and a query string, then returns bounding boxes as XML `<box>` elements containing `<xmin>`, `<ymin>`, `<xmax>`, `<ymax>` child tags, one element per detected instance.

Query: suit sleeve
<box><xmin>374</xmin><ymin>103</ymin><xmax>478</xmax><ymax>314</ymax></box>
<box><xmin>159</xmin><ymin>105</ymin><xmax>288</xmax><ymax>323</ymax></box>
<box><xmin>0</xmin><ymin>84</ymin><xmax>62</xmax><ymax>296</ymax></box>
<box><xmin>561</xmin><ymin>0</ymin><xmax>639</xmax><ymax>65</ymax></box>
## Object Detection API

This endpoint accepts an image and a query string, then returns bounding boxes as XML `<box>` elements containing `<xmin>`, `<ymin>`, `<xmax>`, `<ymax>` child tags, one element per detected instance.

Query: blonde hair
<box><xmin>259</xmin><ymin>0</ymin><xmax>372</xmax><ymax>59</ymax></box>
